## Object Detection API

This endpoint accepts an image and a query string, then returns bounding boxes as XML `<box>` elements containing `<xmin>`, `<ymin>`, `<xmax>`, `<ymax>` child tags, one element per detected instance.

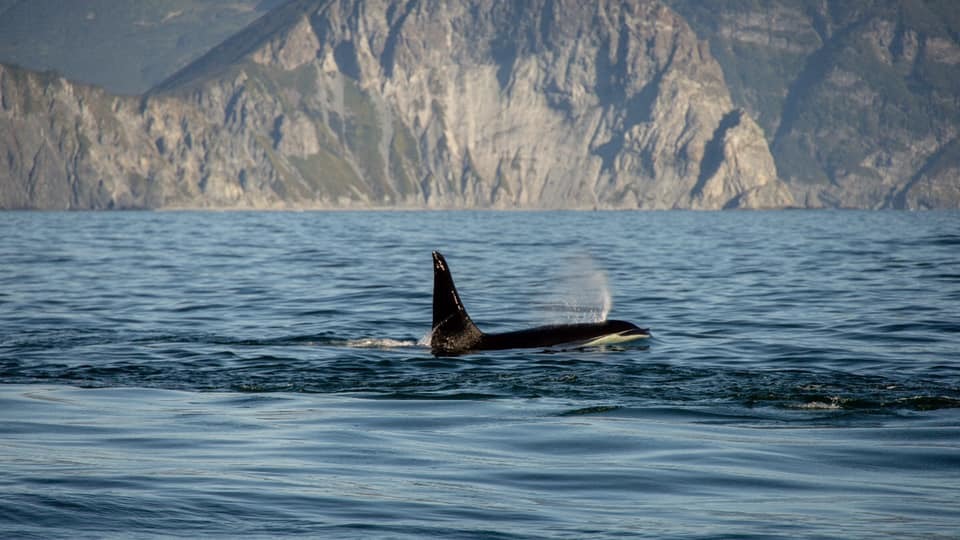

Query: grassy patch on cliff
<box><xmin>290</xmin><ymin>148</ymin><xmax>370</xmax><ymax>202</ymax></box>
<box><xmin>388</xmin><ymin>121</ymin><xmax>421</xmax><ymax>197</ymax></box>
<box><xmin>341</xmin><ymin>79</ymin><xmax>387</xmax><ymax>199</ymax></box>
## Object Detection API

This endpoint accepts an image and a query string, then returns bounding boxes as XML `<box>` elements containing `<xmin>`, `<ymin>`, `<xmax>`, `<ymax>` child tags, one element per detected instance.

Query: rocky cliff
<box><xmin>0</xmin><ymin>0</ymin><xmax>797</xmax><ymax>210</ymax></box>
<box><xmin>2</xmin><ymin>0</ymin><xmax>954</xmax><ymax>210</ymax></box>
<box><xmin>668</xmin><ymin>0</ymin><xmax>960</xmax><ymax>209</ymax></box>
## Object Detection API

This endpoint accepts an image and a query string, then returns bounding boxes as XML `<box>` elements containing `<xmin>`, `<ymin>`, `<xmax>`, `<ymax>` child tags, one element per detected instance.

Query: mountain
<box><xmin>0</xmin><ymin>0</ymin><xmax>956</xmax><ymax>210</ymax></box>
<box><xmin>667</xmin><ymin>0</ymin><xmax>960</xmax><ymax>208</ymax></box>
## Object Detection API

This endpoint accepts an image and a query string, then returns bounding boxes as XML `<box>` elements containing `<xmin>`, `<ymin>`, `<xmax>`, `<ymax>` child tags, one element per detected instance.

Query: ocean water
<box><xmin>1</xmin><ymin>210</ymin><xmax>958</xmax><ymax>539</ymax></box>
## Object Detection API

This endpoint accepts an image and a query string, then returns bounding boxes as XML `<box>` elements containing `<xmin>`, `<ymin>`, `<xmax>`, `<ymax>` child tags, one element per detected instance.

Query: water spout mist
<box><xmin>541</xmin><ymin>253</ymin><xmax>613</xmax><ymax>324</ymax></box>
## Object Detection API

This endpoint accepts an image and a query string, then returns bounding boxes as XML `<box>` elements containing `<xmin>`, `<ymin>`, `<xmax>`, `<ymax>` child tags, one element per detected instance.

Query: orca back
<box><xmin>431</xmin><ymin>251</ymin><xmax>483</xmax><ymax>354</ymax></box>
<box><xmin>429</xmin><ymin>251</ymin><xmax>649</xmax><ymax>355</ymax></box>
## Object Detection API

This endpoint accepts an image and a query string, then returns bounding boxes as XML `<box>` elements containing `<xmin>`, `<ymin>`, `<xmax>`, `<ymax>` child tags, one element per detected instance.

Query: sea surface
<box><xmin>1</xmin><ymin>210</ymin><xmax>958</xmax><ymax>539</ymax></box>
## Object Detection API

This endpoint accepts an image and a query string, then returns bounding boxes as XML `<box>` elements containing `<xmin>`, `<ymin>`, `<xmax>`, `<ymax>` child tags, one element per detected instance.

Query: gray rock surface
<box><xmin>2</xmin><ymin>0</ymin><xmax>954</xmax><ymax>210</ymax></box>
<box><xmin>668</xmin><ymin>0</ymin><xmax>960</xmax><ymax>209</ymax></box>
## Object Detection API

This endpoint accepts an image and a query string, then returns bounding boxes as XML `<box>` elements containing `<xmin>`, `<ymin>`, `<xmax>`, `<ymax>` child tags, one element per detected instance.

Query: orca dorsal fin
<box><xmin>431</xmin><ymin>251</ymin><xmax>483</xmax><ymax>354</ymax></box>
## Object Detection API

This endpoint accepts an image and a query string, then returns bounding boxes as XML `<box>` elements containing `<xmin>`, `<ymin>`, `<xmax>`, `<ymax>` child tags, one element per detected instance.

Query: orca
<box><xmin>430</xmin><ymin>251</ymin><xmax>650</xmax><ymax>355</ymax></box>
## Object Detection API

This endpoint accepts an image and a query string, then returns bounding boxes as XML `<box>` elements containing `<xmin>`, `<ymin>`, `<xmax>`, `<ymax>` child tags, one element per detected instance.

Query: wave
<box><xmin>345</xmin><ymin>338</ymin><xmax>422</xmax><ymax>349</ymax></box>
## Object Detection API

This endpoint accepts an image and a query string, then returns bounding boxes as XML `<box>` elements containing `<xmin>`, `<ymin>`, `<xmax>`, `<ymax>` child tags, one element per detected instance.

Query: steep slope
<box><xmin>0</xmin><ymin>66</ymin><xmax>147</xmax><ymax>209</ymax></box>
<box><xmin>667</xmin><ymin>0</ymin><xmax>960</xmax><ymax>209</ymax></box>
<box><xmin>3</xmin><ymin>0</ymin><xmax>795</xmax><ymax>209</ymax></box>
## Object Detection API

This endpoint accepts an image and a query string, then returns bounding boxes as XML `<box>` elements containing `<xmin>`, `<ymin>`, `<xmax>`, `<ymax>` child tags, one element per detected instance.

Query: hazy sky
<box><xmin>0</xmin><ymin>0</ymin><xmax>275</xmax><ymax>94</ymax></box>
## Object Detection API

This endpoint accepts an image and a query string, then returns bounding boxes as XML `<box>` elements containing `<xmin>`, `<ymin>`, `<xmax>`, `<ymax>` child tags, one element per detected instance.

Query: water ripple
<box><xmin>2</xmin><ymin>210</ymin><xmax>959</xmax><ymax>538</ymax></box>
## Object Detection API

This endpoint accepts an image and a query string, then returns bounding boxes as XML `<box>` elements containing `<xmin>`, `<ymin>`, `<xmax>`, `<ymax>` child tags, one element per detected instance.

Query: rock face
<box><xmin>1</xmin><ymin>0</ymin><xmax>952</xmax><ymax>209</ymax></box>
<box><xmin>0</xmin><ymin>67</ymin><xmax>151</xmax><ymax>209</ymax></box>
<box><xmin>0</xmin><ymin>0</ymin><xmax>795</xmax><ymax>210</ymax></box>
<box><xmin>667</xmin><ymin>0</ymin><xmax>960</xmax><ymax>209</ymax></box>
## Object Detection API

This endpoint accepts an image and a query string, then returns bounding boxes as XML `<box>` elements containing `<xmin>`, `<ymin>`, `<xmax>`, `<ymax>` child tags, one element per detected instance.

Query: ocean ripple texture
<box><xmin>1</xmin><ymin>210</ymin><xmax>959</xmax><ymax>539</ymax></box>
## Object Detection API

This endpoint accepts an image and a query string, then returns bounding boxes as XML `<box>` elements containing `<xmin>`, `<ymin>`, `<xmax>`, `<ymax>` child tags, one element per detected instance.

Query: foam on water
<box><xmin>346</xmin><ymin>337</ymin><xmax>421</xmax><ymax>349</ymax></box>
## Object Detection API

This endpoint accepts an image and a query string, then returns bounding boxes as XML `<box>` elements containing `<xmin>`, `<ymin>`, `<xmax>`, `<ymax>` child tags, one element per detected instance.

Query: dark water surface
<box><xmin>2</xmin><ymin>211</ymin><xmax>958</xmax><ymax>538</ymax></box>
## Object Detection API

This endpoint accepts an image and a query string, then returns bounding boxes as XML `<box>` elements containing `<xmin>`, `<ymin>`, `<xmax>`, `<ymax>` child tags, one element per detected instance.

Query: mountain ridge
<box><xmin>1</xmin><ymin>0</ymin><xmax>956</xmax><ymax>209</ymax></box>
